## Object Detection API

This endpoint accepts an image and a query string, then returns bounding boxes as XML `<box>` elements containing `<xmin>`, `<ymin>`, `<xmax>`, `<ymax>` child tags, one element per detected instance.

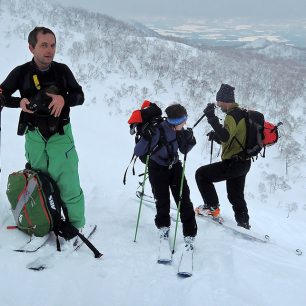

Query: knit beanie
<box><xmin>216</xmin><ymin>84</ymin><xmax>235</xmax><ymax>103</ymax></box>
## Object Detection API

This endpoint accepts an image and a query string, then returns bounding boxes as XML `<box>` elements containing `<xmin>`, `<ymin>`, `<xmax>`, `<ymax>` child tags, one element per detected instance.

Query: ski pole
<box><xmin>192</xmin><ymin>113</ymin><xmax>206</xmax><ymax>129</ymax></box>
<box><xmin>192</xmin><ymin>103</ymin><xmax>216</xmax><ymax>130</ymax></box>
<box><xmin>210</xmin><ymin>139</ymin><xmax>213</xmax><ymax>164</ymax></box>
<box><xmin>133</xmin><ymin>153</ymin><xmax>150</xmax><ymax>242</ymax></box>
<box><xmin>172</xmin><ymin>153</ymin><xmax>187</xmax><ymax>254</ymax></box>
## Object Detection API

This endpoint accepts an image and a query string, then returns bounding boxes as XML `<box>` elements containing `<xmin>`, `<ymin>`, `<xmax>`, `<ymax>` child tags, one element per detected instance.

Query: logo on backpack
<box><xmin>48</xmin><ymin>194</ymin><xmax>56</xmax><ymax>210</ymax></box>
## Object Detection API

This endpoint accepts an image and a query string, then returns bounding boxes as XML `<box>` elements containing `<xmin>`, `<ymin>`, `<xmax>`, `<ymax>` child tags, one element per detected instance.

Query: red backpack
<box><xmin>238</xmin><ymin>109</ymin><xmax>282</xmax><ymax>159</ymax></box>
<box><xmin>262</xmin><ymin>121</ymin><xmax>280</xmax><ymax>146</ymax></box>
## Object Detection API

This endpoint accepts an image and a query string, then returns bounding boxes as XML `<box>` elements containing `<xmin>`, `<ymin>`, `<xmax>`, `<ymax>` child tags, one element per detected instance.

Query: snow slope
<box><xmin>1</xmin><ymin>91</ymin><xmax>306</xmax><ymax>306</ymax></box>
<box><xmin>240</xmin><ymin>38</ymin><xmax>306</xmax><ymax>62</ymax></box>
<box><xmin>1</xmin><ymin>2</ymin><xmax>306</xmax><ymax>306</ymax></box>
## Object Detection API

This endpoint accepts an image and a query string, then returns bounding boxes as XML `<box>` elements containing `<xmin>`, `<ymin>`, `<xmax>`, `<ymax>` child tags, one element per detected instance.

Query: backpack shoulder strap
<box><xmin>151</xmin><ymin>123</ymin><xmax>177</xmax><ymax>167</ymax></box>
<box><xmin>151</xmin><ymin>122</ymin><xmax>170</xmax><ymax>153</ymax></box>
<box><xmin>230</xmin><ymin>109</ymin><xmax>249</xmax><ymax>159</ymax></box>
<box><xmin>228</xmin><ymin>107</ymin><xmax>246</xmax><ymax>125</ymax></box>
<box><xmin>123</xmin><ymin>153</ymin><xmax>138</xmax><ymax>185</ymax></box>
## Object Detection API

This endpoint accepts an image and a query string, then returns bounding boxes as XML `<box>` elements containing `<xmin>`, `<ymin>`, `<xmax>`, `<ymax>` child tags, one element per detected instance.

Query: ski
<box><xmin>177</xmin><ymin>244</ymin><xmax>193</xmax><ymax>277</ymax></box>
<box><xmin>196</xmin><ymin>213</ymin><xmax>269</xmax><ymax>243</ymax></box>
<box><xmin>14</xmin><ymin>234</ymin><xmax>51</xmax><ymax>253</ymax></box>
<box><xmin>136</xmin><ymin>192</ymin><xmax>303</xmax><ymax>256</ymax></box>
<box><xmin>200</xmin><ymin>214</ymin><xmax>303</xmax><ymax>255</ymax></box>
<box><xmin>137</xmin><ymin>191</ymin><xmax>269</xmax><ymax>243</ymax></box>
<box><xmin>27</xmin><ymin>224</ymin><xmax>99</xmax><ymax>271</ymax></box>
<box><xmin>136</xmin><ymin>191</ymin><xmax>155</xmax><ymax>204</ymax></box>
<box><xmin>157</xmin><ymin>236</ymin><xmax>172</xmax><ymax>264</ymax></box>
<box><xmin>136</xmin><ymin>192</ymin><xmax>269</xmax><ymax>242</ymax></box>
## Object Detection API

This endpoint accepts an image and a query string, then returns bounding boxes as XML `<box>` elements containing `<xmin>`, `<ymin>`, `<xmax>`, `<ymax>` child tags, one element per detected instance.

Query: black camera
<box><xmin>27</xmin><ymin>91</ymin><xmax>51</xmax><ymax>114</ymax></box>
<box><xmin>27</xmin><ymin>85</ymin><xmax>59</xmax><ymax>115</ymax></box>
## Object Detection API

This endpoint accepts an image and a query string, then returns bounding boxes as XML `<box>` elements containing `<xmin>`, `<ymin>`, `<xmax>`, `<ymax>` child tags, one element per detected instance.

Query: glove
<box><xmin>206</xmin><ymin>130</ymin><xmax>215</xmax><ymax>141</ymax></box>
<box><xmin>204</xmin><ymin>103</ymin><xmax>215</xmax><ymax>119</ymax></box>
<box><xmin>177</xmin><ymin>128</ymin><xmax>196</xmax><ymax>153</ymax></box>
<box><xmin>183</xmin><ymin>127</ymin><xmax>196</xmax><ymax>146</ymax></box>
<box><xmin>184</xmin><ymin>127</ymin><xmax>194</xmax><ymax>142</ymax></box>
<box><xmin>206</xmin><ymin>130</ymin><xmax>221</xmax><ymax>144</ymax></box>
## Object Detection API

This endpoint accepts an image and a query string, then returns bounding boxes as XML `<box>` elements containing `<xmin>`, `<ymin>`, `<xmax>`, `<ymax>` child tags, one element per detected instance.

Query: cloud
<box><xmin>50</xmin><ymin>0</ymin><xmax>306</xmax><ymax>21</ymax></box>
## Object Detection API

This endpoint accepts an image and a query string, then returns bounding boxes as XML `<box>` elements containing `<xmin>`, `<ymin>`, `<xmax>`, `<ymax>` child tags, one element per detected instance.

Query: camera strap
<box><xmin>33</xmin><ymin>74</ymin><xmax>41</xmax><ymax>90</ymax></box>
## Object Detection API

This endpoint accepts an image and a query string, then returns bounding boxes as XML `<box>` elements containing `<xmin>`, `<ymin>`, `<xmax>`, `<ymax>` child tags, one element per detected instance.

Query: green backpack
<box><xmin>6</xmin><ymin>167</ymin><xmax>102</xmax><ymax>258</ymax></box>
<box><xmin>7</xmin><ymin>169</ymin><xmax>61</xmax><ymax>237</ymax></box>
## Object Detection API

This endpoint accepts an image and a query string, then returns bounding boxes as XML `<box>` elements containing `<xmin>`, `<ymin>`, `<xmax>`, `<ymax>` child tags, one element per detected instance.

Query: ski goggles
<box><xmin>166</xmin><ymin>115</ymin><xmax>187</xmax><ymax>126</ymax></box>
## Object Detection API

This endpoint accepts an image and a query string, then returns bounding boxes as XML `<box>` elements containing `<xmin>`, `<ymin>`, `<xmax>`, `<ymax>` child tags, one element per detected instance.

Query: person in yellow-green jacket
<box><xmin>195</xmin><ymin>84</ymin><xmax>251</xmax><ymax>229</ymax></box>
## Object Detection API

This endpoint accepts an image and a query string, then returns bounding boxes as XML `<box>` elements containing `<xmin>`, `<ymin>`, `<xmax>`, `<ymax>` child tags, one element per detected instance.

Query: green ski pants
<box><xmin>25</xmin><ymin>123</ymin><xmax>85</xmax><ymax>228</ymax></box>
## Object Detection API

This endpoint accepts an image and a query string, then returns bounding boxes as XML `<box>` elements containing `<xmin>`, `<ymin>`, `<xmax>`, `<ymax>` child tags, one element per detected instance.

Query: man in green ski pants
<box><xmin>1</xmin><ymin>27</ymin><xmax>85</xmax><ymax>229</ymax></box>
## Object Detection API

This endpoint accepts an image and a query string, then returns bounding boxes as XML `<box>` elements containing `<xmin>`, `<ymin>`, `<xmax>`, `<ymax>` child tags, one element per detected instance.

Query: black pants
<box><xmin>148</xmin><ymin>160</ymin><xmax>197</xmax><ymax>237</ymax></box>
<box><xmin>195</xmin><ymin>159</ymin><xmax>251</xmax><ymax>224</ymax></box>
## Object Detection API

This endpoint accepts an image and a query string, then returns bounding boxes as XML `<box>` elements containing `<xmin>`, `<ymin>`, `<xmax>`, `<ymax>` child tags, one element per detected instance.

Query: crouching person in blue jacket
<box><xmin>134</xmin><ymin>103</ymin><xmax>197</xmax><ymax>248</ymax></box>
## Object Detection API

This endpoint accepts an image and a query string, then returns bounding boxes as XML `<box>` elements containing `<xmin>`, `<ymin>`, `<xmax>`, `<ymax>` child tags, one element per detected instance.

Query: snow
<box><xmin>240</xmin><ymin>38</ymin><xmax>271</xmax><ymax>49</ymax></box>
<box><xmin>239</xmin><ymin>38</ymin><xmax>306</xmax><ymax>62</ymax></box>
<box><xmin>1</xmin><ymin>95</ymin><xmax>306</xmax><ymax>306</ymax></box>
<box><xmin>1</xmin><ymin>2</ymin><xmax>306</xmax><ymax>306</ymax></box>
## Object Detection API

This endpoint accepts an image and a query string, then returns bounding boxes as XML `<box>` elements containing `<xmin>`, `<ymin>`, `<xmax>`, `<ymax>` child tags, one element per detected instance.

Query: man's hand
<box><xmin>20</xmin><ymin>98</ymin><xmax>34</xmax><ymax>113</ymax></box>
<box><xmin>207</xmin><ymin>130</ymin><xmax>215</xmax><ymax>141</ymax></box>
<box><xmin>206</xmin><ymin>130</ymin><xmax>221</xmax><ymax>144</ymax></box>
<box><xmin>47</xmin><ymin>93</ymin><xmax>65</xmax><ymax>117</ymax></box>
<box><xmin>204</xmin><ymin>103</ymin><xmax>215</xmax><ymax>119</ymax></box>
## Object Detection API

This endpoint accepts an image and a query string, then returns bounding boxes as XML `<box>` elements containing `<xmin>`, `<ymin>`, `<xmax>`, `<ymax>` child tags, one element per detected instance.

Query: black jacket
<box><xmin>1</xmin><ymin>59</ymin><xmax>84</xmax><ymax>121</ymax></box>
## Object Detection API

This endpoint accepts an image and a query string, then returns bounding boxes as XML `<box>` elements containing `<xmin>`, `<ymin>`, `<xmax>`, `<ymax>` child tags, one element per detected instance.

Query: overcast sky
<box><xmin>50</xmin><ymin>0</ymin><xmax>305</xmax><ymax>22</ymax></box>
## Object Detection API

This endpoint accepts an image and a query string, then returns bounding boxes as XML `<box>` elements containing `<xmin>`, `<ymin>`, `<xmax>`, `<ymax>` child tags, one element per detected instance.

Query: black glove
<box><xmin>206</xmin><ymin>130</ymin><xmax>221</xmax><ymax>144</ymax></box>
<box><xmin>184</xmin><ymin>127</ymin><xmax>194</xmax><ymax>142</ymax></box>
<box><xmin>184</xmin><ymin>127</ymin><xmax>196</xmax><ymax>146</ymax></box>
<box><xmin>207</xmin><ymin>130</ymin><xmax>215</xmax><ymax>141</ymax></box>
<box><xmin>204</xmin><ymin>103</ymin><xmax>215</xmax><ymax>119</ymax></box>
<box><xmin>177</xmin><ymin>127</ymin><xmax>196</xmax><ymax>153</ymax></box>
